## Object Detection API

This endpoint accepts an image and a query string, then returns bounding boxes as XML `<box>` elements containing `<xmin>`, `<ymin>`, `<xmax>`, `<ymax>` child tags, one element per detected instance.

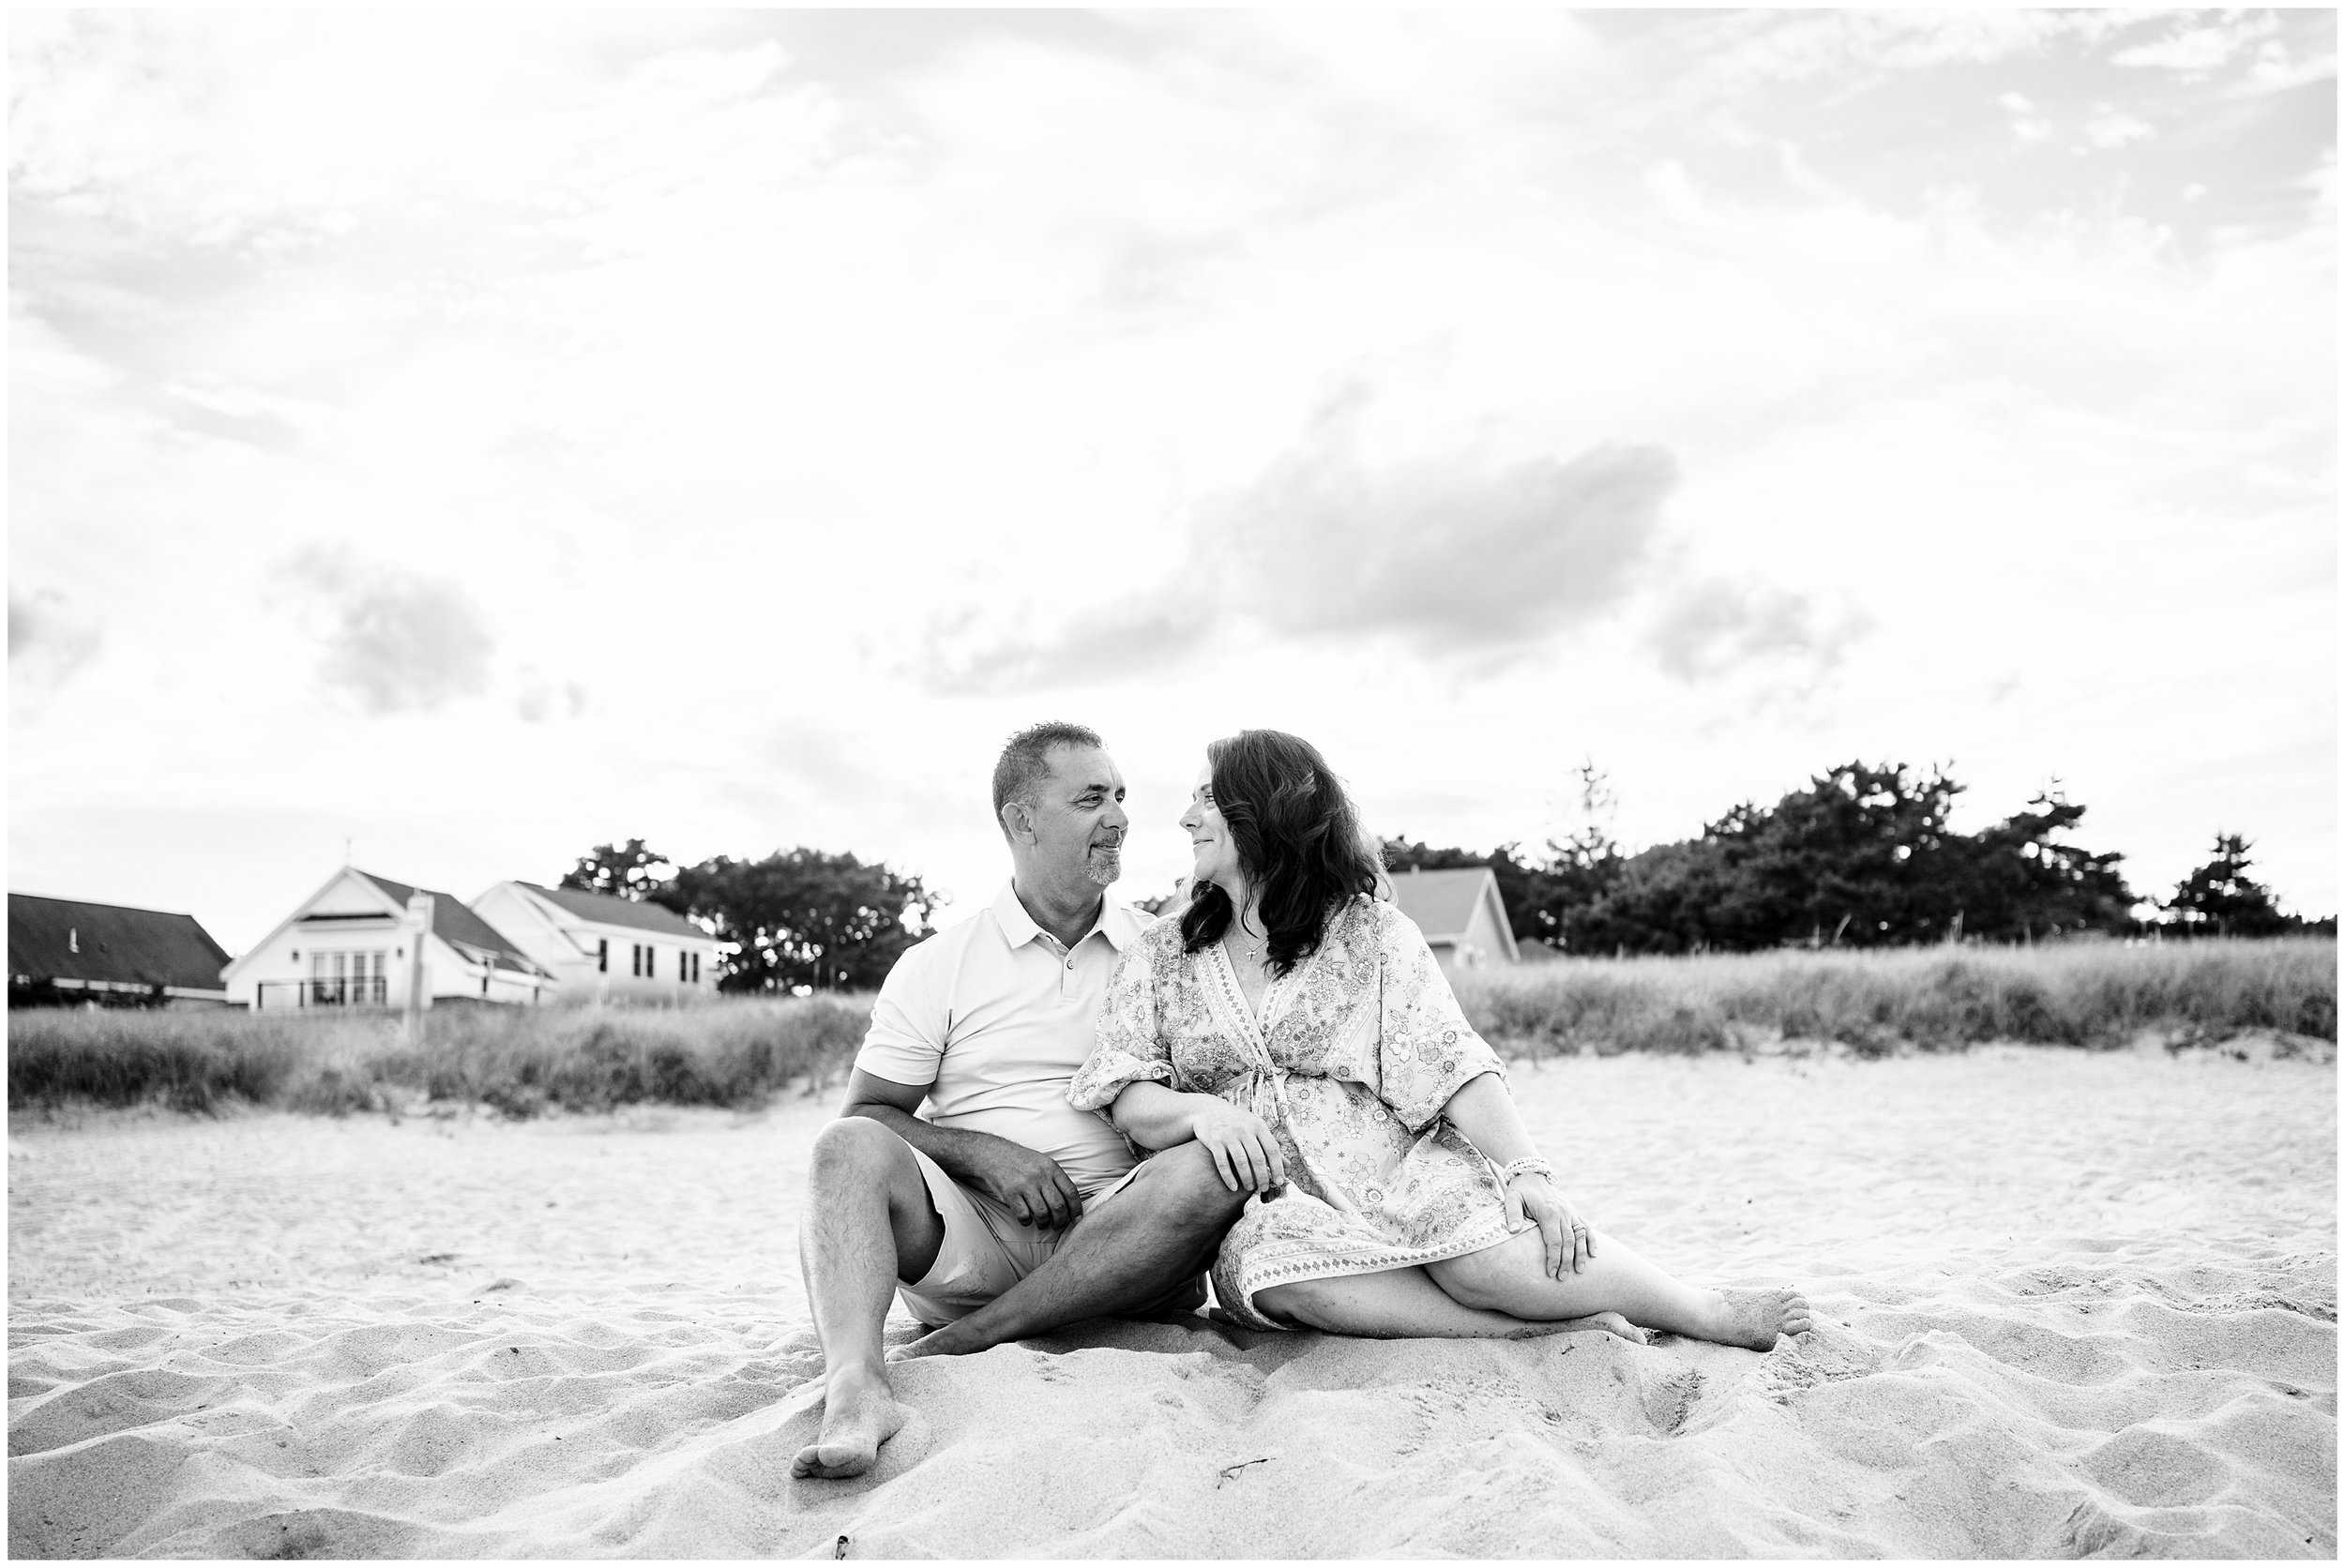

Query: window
<box><xmin>598</xmin><ymin>939</ymin><xmax>608</xmax><ymax>974</ymax></box>
<box><xmin>308</xmin><ymin>950</ymin><xmax>386</xmax><ymax>1005</ymax></box>
<box><xmin>677</xmin><ymin>948</ymin><xmax>687</xmax><ymax>982</ymax></box>
<box><xmin>689</xmin><ymin>953</ymin><xmax>701</xmax><ymax>984</ymax></box>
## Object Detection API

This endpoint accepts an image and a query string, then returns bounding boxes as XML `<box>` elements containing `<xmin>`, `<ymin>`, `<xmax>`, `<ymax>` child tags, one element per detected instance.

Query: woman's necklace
<box><xmin>1229</xmin><ymin>913</ymin><xmax>1268</xmax><ymax>966</ymax></box>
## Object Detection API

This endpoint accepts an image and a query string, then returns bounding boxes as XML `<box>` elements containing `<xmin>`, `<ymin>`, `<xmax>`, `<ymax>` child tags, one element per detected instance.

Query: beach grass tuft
<box><xmin>8</xmin><ymin>939</ymin><xmax>2332</xmax><ymax>1115</ymax></box>
<box><xmin>1451</xmin><ymin>937</ymin><xmax>2337</xmax><ymax>1057</ymax></box>
<box><xmin>8</xmin><ymin>994</ymin><xmax>872</xmax><ymax>1118</ymax></box>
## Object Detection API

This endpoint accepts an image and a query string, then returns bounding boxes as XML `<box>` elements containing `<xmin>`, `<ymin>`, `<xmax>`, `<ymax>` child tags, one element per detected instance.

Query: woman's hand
<box><xmin>1187</xmin><ymin>1099</ymin><xmax>1287</xmax><ymax>1194</ymax></box>
<box><xmin>1505</xmin><ymin>1173</ymin><xmax>1594</xmax><ymax>1278</ymax></box>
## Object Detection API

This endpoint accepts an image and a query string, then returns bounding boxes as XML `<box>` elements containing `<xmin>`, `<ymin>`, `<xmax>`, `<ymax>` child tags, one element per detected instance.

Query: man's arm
<box><xmin>841</xmin><ymin>1067</ymin><xmax>1084</xmax><ymax>1232</ymax></box>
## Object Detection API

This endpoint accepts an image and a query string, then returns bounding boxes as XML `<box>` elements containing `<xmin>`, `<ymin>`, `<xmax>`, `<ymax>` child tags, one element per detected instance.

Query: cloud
<box><xmin>1642</xmin><ymin>577</ymin><xmax>1868</xmax><ymax>685</ymax></box>
<box><xmin>1643</xmin><ymin>10</ymin><xmax>2136</xmax><ymax>111</ymax></box>
<box><xmin>275</xmin><ymin>546</ymin><xmax>495</xmax><ymax>715</ymax></box>
<box><xmin>915</xmin><ymin>599</ymin><xmax>1218</xmax><ymax>699</ymax></box>
<box><xmin>1216</xmin><ymin>395</ymin><xmax>1680</xmax><ymax>644</ymax></box>
<box><xmin>514</xmin><ymin>674</ymin><xmax>590</xmax><ymax>724</ymax></box>
<box><xmin>2240</xmin><ymin>35</ymin><xmax>2337</xmax><ymax>97</ymax></box>
<box><xmin>148</xmin><ymin>383</ymin><xmax>308</xmax><ymax>450</ymax></box>
<box><xmin>8</xmin><ymin>590</ymin><xmax>104</xmax><ymax>691</ymax></box>
<box><xmin>2082</xmin><ymin>108</ymin><xmax>2156</xmax><ymax>150</ymax></box>
<box><xmin>915</xmin><ymin>388</ymin><xmax>1680</xmax><ymax>693</ymax></box>
<box><xmin>2110</xmin><ymin>14</ymin><xmax>2280</xmax><ymax>75</ymax></box>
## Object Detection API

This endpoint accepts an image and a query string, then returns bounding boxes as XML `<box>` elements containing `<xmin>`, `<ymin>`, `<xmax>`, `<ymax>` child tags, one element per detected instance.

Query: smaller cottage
<box><xmin>1388</xmin><ymin>867</ymin><xmax>1520</xmax><ymax>974</ymax></box>
<box><xmin>222</xmin><ymin>867</ymin><xmax>551</xmax><ymax>1011</ymax></box>
<box><xmin>8</xmin><ymin>893</ymin><xmax>233</xmax><ymax>1007</ymax></box>
<box><xmin>468</xmin><ymin>882</ymin><xmax>720</xmax><ymax>1004</ymax></box>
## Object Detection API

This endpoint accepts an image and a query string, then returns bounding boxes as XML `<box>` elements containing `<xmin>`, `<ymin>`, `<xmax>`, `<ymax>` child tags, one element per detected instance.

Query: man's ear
<box><xmin>1001</xmin><ymin>800</ymin><xmax>1034</xmax><ymax>844</ymax></box>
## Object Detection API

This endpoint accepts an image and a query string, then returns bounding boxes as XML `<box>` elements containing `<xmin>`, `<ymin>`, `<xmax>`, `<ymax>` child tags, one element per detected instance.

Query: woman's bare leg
<box><xmin>1254</xmin><ymin>1264</ymin><xmax>1646</xmax><ymax>1343</ymax></box>
<box><xmin>1424</xmin><ymin>1229</ymin><xmax>1811</xmax><ymax>1349</ymax></box>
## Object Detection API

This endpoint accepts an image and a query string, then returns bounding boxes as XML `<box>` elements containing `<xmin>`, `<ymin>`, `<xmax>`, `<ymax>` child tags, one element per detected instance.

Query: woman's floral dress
<box><xmin>1067</xmin><ymin>895</ymin><xmax>1517</xmax><ymax>1331</ymax></box>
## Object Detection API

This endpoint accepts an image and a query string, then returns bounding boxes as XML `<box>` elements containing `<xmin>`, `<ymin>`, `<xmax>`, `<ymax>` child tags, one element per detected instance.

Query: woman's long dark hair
<box><xmin>1181</xmin><ymin>730</ymin><xmax>1384</xmax><ymax>976</ymax></box>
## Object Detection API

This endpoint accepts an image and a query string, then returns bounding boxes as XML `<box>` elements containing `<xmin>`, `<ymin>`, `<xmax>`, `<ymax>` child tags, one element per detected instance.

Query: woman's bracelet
<box><xmin>1498</xmin><ymin>1156</ymin><xmax>1555</xmax><ymax>1185</ymax></box>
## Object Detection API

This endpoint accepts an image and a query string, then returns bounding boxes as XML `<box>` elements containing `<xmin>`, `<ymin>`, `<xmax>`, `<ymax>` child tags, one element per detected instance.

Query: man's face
<box><xmin>1024</xmin><ymin>745</ymin><xmax>1129</xmax><ymax>887</ymax></box>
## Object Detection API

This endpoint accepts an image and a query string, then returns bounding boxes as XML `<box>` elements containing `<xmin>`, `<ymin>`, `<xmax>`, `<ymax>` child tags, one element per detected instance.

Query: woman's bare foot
<box><xmin>1696</xmin><ymin>1286</ymin><xmax>1810</xmax><ymax>1349</ymax></box>
<box><xmin>788</xmin><ymin>1364</ymin><xmax>907</xmax><ymax>1480</ymax></box>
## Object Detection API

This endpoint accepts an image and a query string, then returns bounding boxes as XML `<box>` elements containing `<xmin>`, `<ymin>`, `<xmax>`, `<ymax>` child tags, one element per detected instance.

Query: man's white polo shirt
<box><xmin>854</xmin><ymin>882</ymin><xmax>1151</xmax><ymax>1201</ymax></box>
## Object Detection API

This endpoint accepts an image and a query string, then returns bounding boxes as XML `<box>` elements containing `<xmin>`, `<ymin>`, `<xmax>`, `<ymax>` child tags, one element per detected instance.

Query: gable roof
<box><xmin>9</xmin><ymin>894</ymin><xmax>231</xmax><ymax>992</ymax></box>
<box><xmin>347</xmin><ymin>869</ymin><xmax>548</xmax><ymax>974</ymax></box>
<box><xmin>511</xmin><ymin>882</ymin><xmax>707</xmax><ymax>940</ymax></box>
<box><xmin>1388</xmin><ymin>867</ymin><xmax>1520</xmax><ymax>960</ymax></box>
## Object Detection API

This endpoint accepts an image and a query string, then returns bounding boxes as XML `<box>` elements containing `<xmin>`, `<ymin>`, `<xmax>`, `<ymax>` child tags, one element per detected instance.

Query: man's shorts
<box><xmin>896</xmin><ymin>1144</ymin><xmax>1208</xmax><ymax>1327</ymax></box>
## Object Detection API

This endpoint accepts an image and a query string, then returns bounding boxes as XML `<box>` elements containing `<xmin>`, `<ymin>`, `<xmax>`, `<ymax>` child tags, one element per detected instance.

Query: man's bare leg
<box><xmin>895</xmin><ymin>1141</ymin><xmax>1248</xmax><ymax>1359</ymax></box>
<box><xmin>1257</xmin><ymin>1263</ymin><xmax>1649</xmax><ymax>1342</ymax></box>
<box><xmin>790</xmin><ymin>1118</ymin><xmax>946</xmax><ymax>1479</ymax></box>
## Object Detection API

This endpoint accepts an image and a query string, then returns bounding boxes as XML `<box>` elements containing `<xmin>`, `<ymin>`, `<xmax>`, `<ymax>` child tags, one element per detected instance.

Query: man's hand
<box><xmin>961</xmin><ymin>1138</ymin><xmax>1083</xmax><ymax>1230</ymax></box>
<box><xmin>1188</xmin><ymin>1099</ymin><xmax>1287</xmax><ymax>1194</ymax></box>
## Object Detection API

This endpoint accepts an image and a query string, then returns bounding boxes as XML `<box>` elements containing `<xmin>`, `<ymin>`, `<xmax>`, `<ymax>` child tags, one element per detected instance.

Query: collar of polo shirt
<box><xmin>991</xmin><ymin>882</ymin><xmax>1140</xmax><ymax>953</ymax></box>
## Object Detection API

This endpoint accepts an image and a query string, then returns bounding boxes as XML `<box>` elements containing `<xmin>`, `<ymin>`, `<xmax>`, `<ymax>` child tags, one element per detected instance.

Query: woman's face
<box><xmin>1177</xmin><ymin>761</ymin><xmax>1243</xmax><ymax>890</ymax></box>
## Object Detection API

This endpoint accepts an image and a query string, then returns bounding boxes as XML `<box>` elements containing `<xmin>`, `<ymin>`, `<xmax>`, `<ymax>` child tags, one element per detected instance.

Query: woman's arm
<box><xmin>1438</xmin><ymin>1070</ymin><xmax>1593</xmax><ymax>1278</ymax></box>
<box><xmin>1104</xmin><ymin>1079</ymin><xmax>1218</xmax><ymax>1148</ymax></box>
<box><xmin>1436</xmin><ymin>1072</ymin><xmax>1537</xmax><ymax>1167</ymax></box>
<box><xmin>1110</xmin><ymin>1080</ymin><xmax>1288</xmax><ymax>1194</ymax></box>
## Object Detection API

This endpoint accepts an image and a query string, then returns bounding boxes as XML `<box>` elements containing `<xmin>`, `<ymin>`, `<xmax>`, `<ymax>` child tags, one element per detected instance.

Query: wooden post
<box><xmin>405</xmin><ymin>892</ymin><xmax>433</xmax><ymax>1044</ymax></box>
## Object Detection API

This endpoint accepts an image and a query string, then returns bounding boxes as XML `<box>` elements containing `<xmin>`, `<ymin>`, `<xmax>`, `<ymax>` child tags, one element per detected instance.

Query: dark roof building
<box><xmin>8</xmin><ymin>894</ymin><xmax>233</xmax><ymax>1003</ymax></box>
<box><xmin>512</xmin><ymin>882</ymin><xmax>704</xmax><ymax>939</ymax></box>
<box><xmin>1388</xmin><ymin>867</ymin><xmax>1521</xmax><ymax>970</ymax></box>
<box><xmin>347</xmin><ymin>869</ymin><xmax>547</xmax><ymax>974</ymax></box>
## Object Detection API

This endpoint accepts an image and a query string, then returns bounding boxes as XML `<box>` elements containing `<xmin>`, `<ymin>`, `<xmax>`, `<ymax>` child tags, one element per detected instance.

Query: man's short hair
<box><xmin>992</xmin><ymin>721</ymin><xmax>1105</xmax><ymax>836</ymax></box>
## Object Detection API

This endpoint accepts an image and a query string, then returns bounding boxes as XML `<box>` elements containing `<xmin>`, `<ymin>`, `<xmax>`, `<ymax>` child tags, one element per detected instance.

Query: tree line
<box><xmin>565</xmin><ymin>758</ymin><xmax>2330</xmax><ymax>990</ymax></box>
<box><xmin>1385</xmin><ymin>759</ymin><xmax>2333</xmax><ymax>956</ymax></box>
<box><xmin>559</xmin><ymin>840</ymin><xmax>941</xmax><ymax>993</ymax></box>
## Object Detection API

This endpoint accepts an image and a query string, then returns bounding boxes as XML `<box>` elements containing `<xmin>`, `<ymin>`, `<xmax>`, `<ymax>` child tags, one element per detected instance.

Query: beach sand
<box><xmin>8</xmin><ymin>1044</ymin><xmax>2335</xmax><ymax>1558</ymax></box>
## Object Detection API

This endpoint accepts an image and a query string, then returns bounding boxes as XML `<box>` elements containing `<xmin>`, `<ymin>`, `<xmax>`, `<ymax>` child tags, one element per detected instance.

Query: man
<box><xmin>790</xmin><ymin>721</ymin><xmax>1250</xmax><ymax>1481</ymax></box>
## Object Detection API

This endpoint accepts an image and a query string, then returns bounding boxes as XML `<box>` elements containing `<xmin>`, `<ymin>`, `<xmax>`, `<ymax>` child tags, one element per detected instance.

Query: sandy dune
<box><xmin>8</xmin><ymin>1046</ymin><xmax>2336</xmax><ymax>1558</ymax></box>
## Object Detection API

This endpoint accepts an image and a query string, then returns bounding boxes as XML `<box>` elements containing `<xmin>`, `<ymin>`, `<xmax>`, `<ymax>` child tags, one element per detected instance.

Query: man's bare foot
<box><xmin>1505</xmin><ymin>1310</ymin><xmax>1648</xmax><ymax>1345</ymax></box>
<box><xmin>788</xmin><ymin>1364</ymin><xmax>907</xmax><ymax>1480</ymax></box>
<box><xmin>1699</xmin><ymin>1287</ymin><xmax>1811</xmax><ymax>1350</ymax></box>
<box><xmin>889</xmin><ymin>1320</ymin><xmax>980</xmax><ymax>1362</ymax></box>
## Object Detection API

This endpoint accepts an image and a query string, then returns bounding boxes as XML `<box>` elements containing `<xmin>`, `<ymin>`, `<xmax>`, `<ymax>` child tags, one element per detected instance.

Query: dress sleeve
<box><xmin>1375</xmin><ymin>904</ymin><xmax>1505</xmax><ymax>1134</ymax></box>
<box><xmin>1067</xmin><ymin>940</ymin><xmax>1174</xmax><ymax>1114</ymax></box>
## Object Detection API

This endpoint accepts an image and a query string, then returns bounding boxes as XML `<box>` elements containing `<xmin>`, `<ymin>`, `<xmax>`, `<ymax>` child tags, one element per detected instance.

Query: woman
<box><xmin>1067</xmin><ymin>729</ymin><xmax>1810</xmax><ymax>1346</ymax></box>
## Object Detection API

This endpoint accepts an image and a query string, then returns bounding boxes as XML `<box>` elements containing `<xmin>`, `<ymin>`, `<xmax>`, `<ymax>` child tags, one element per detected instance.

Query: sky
<box><xmin>8</xmin><ymin>8</ymin><xmax>2337</xmax><ymax>957</ymax></box>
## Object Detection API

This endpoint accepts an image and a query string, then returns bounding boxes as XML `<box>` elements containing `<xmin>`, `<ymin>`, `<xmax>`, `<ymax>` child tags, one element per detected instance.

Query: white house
<box><xmin>222</xmin><ymin>867</ymin><xmax>552</xmax><ymax>1011</ymax></box>
<box><xmin>468</xmin><ymin>881</ymin><xmax>720</xmax><ymax>1004</ymax></box>
<box><xmin>1389</xmin><ymin>867</ymin><xmax>1520</xmax><ymax>974</ymax></box>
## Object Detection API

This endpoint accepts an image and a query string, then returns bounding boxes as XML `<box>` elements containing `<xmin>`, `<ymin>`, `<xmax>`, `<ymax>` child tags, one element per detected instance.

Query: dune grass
<box><xmin>6</xmin><ymin>994</ymin><xmax>872</xmax><ymax>1118</ymax></box>
<box><xmin>1452</xmin><ymin>937</ymin><xmax>2337</xmax><ymax>1058</ymax></box>
<box><xmin>8</xmin><ymin>939</ymin><xmax>2332</xmax><ymax>1117</ymax></box>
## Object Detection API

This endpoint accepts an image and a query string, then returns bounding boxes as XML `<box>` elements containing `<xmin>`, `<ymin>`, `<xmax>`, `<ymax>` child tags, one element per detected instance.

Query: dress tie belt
<box><xmin>1241</xmin><ymin>1063</ymin><xmax>1296</xmax><ymax>1129</ymax></box>
<box><xmin>1237</xmin><ymin>1064</ymin><xmax>1307</xmax><ymax>1206</ymax></box>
